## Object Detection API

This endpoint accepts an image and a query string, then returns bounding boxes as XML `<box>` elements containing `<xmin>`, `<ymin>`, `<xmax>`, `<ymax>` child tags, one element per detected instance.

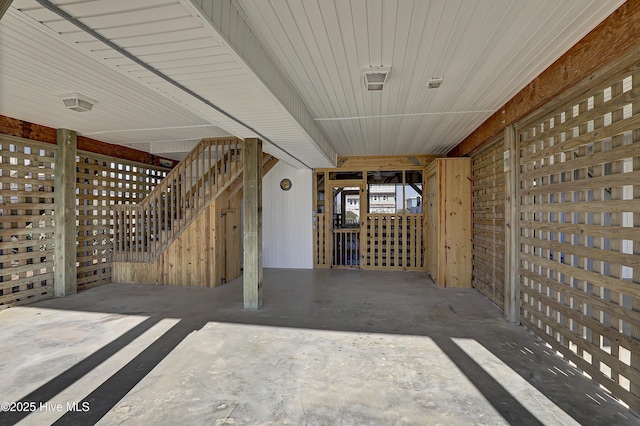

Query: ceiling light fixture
<box><xmin>427</xmin><ymin>77</ymin><xmax>444</xmax><ymax>89</ymax></box>
<box><xmin>59</xmin><ymin>93</ymin><xmax>96</xmax><ymax>112</ymax></box>
<box><xmin>363</xmin><ymin>67</ymin><xmax>390</xmax><ymax>91</ymax></box>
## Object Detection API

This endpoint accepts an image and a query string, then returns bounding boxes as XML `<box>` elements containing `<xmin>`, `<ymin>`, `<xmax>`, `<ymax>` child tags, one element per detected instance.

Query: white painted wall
<box><xmin>262</xmin><ymin>161</ymin><xmax>313</xmax><ymax>268</ymax></box>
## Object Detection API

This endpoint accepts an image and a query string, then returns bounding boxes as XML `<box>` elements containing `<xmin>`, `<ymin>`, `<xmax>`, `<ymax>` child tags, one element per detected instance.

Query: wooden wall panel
<box><xmin>471</xmin><ymin>138</ymin><xmax>506</xmax><ymax>308</ymax></box>
<box><xmin>517</xmin><ymin>63</ymin><xmax>640</xmax><ymax>412</ymax></box>
<box><xmin>425</xmin><ymin>158</ymin><xmax>472</xmax><ymax>288</ymax></box>
<box><xmin>112</xmin><ymin>189</ymin><xmax>241</xmax><ymax>287</ymax></box>
<box><xmin>0</xmin><ymin>135</ymin><xmax>55</xmax><ymax>309</ymax></box>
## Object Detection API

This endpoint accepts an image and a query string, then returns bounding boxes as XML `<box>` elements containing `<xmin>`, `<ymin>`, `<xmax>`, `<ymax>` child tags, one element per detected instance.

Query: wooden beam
<box><xmin>503</xmin><ymin>125</ymin><xmax>519</xmax><ymax>324</ymax></box>
<box><xmin>54</xmin><ymin>129</ymin><xmax>77</xmax><ymax>297</ymax></box>
<box><xmin>0</xmin><ymin>114</ymin><xmax>178</xmax><ymax>168</ymax></box>
<box><xmin>333</xmin><ymin>154</ymin><xmax>441</xmax><ymax>170</ymax></box>
<box><xmin>243</xmin><ymin>138</ymin><xmax>263</xmax><ymax>310</ymax></box>
<box><xmin>449</xmin><ymin>0</ymin><xmax>640</xmax><ymax>157</ymax></box>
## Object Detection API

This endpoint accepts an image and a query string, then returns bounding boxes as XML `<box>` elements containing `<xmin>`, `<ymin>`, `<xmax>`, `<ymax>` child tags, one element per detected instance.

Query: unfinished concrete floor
<box><xmin>0</xmin><ymin>269</ymin><xmax>637</xmax><ymax>425</ymax></box>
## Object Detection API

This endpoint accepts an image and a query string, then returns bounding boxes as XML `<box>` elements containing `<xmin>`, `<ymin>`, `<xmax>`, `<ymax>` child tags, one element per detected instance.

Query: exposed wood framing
<box><xmin>0</xmin><ymin>114</ymin><xmax>178</xmax><ymax>168</ymax></box>
<box><xmin>314</xmin><ymin>157</ymin><xmax>429</xmax><ymax>271</ymax></box>
<box><xmin>335</xmin><ymin>155</ymin><xmax>441</xmax><ymax>170</ymax></box>
<box><xmin>53</xmin><ymin>128</ymin><xmax>76</xmax><ymax>297</ymax></box>
<box><xmin>449</xmin><ymin>0</ymin><xmax>640</xmax><ymax>157</ymax></box>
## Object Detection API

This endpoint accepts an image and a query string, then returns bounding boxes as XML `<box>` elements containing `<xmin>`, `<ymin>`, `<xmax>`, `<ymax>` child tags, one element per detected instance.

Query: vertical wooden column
<box><xmin>243</xmin><ymin>138</ymin><xmax>263</xmax><ymax>309</ymax></box>
<box><xmin>54</xmin><ymin>128</ymin><xmax>77</xmax><ymax>297</ymax></box>
<box><xmin>504</xmin><ymin>125</ymin><xmax>520</xmax><ymax>324</ymax></box>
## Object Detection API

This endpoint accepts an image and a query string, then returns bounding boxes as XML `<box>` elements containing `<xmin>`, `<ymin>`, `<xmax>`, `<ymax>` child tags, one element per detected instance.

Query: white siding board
<box><xmin>262</xmin><ymin>162</ymin><xmax>313</xmax><ymax>269</ymax></box>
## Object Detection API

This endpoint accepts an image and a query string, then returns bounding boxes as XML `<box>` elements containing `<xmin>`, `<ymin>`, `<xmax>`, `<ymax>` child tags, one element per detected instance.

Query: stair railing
<box><xmin>112</xmin><ymin>137</ymin><xmax>242</xmax><ymax>262</ymax></box>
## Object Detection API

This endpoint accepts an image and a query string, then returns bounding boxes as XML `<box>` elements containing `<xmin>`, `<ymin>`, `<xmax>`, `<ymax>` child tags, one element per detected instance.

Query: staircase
<box><xmin>113</xmin><ymin>137</ymin><xmax>276</xmax><ymax>263</ymax></box>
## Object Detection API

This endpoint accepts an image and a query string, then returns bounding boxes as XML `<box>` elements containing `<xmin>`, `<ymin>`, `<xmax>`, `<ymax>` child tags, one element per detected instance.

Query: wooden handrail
<box><xmin>112</xmin><ymin>137</ymin><xmax>243</xmax><ymax>262</ymax></box>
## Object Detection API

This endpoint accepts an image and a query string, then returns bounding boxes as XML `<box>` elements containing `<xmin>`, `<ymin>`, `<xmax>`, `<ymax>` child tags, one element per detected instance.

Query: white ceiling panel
<box><xmin>7</xmin><ymin>0</ymin><xmax>337</xmax><ymax>168</ymax></box>
<box><xmin>0</xmin><ymin>8</ymin><xmax>227</xmax><ymax>144</ymax></box>
<box><xmin>0</xmin><ymin>0</ymin><xmax>625</xmax><ymax>167</ymax></box>
<box><xmin>236</xmin><ymin>0</ymin><xmax>624</xmax><ymax>156</ymax></box>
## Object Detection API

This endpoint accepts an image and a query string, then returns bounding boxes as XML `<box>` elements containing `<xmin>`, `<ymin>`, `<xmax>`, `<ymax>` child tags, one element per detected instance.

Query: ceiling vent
<box><xmin>427</xmin><ymin>76</ymin><xmax>444</xmax><ymax>89</ymax></box>
<box><xmin>59</xmin><ymin>93</ymin><xmax>96</xmax><ymax>112</ymax></box>
<box><xmin>363</xmin><ymin>67</ymin><xmax>390</xmax><ymax>91</ymax></box>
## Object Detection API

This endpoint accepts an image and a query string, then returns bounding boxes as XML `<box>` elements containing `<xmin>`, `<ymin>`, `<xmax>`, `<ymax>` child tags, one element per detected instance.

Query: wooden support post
<box><xmin>243</xmin><ymin>138</ymin><xmax>263</xmax><ymax>309</ymax></box>
<box><xmin>504</xmin><ymin>125</ymin><xmax>520</xmax><ymax>324</ymax></box>
<box><xmin>54</xmin><ymin>128</ymin><xmax>77</xmax><ymax>297</ymax></box>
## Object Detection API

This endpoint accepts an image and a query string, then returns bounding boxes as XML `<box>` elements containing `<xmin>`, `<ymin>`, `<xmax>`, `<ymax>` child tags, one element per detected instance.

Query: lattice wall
<box><xmin>0</xmin><ymin>136</ymin><xmax>55</xmax><ymax>309</ymax></box>
<box><xmin>518</xmin><ymin>67</ymin><xmax>640</xmax><ymax>411</ymax></box>
<box><xmin>471</xmin><ymin>138</ymin><xmax>505</xmax><ymax>308</ymax></box>
<box><xmin>76</xmin><ymin>151</ymin><xmax>169</xmax><ymax>290</ymax></box>
<box><xmin>364</xmin><ymin>214</ymin><xmax>423</xmax><ymax>270</ymax></box>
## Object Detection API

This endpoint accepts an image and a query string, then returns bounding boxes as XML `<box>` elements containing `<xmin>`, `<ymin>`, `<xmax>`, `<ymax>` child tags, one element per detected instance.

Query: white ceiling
<box><xmin>236</xmin><ymin>0</ymin><xmax>625</xmax><ymax>156</ymax></box>
<box><xmin>0</xmin><ymin>0</ymin><xmax>625</xmax><ymax>167</ymax></box>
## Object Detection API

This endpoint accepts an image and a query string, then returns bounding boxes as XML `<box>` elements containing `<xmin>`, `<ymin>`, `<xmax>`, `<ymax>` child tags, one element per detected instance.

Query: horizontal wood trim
<box><xmin>334</xmin><ymin>155</ymin><xmax>441</xmax><ymax>170</ymax></box>
<box><xmin>521</xmin><ymin>169</ymin><xmax>640</xmax><ymax>196</ymax></box>
<box><xmin>521</xmin><ymin>140</ymin><xmax>640</xmax><ymax>180</ymax></box>
<box><xmin>520</xmin><ymin>220</ymin><xmax>640</xmax><ymax>240</ymax></box>
<box><xmin>0</xmin><ymin>114</ymin><xmax>178</xmax><ymax>168</ymax></box>
<box><xmin>521</xmin><ymin>236</ymin><xmax>640</xmax><ymax>269</ymax></box>
<box><xmin>521</xmin><ymin>199</ymin><xmax>640</xmax><ymax>214</ymax></box>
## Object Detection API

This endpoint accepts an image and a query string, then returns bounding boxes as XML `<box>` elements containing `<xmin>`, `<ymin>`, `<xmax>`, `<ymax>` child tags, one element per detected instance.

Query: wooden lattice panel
<box><xmin>364</xmin><ymin>214</ymin><xmax>423</xmax><ymax>270</ymax></box>
<box><xmin>471</xmin><ymin>138</ymin><xmax>505</xmax><ymax>308</ymax></box>
<box><xmin>0</xmin><ymin>136</ymin><xmax>55</xmax><ymax>309</ymax></box>
<box><xmin>76</xmin><ymin>151</ymin><xmax>169</xmax><ymax>290</ymax></box>
<box><xmin>518</xmin><ymin>67</ymin><xmax>640</xmax><ymax>411</ymax></box>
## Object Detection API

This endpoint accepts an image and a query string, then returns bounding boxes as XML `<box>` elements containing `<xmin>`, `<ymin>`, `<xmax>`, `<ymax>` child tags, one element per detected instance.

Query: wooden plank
<box><xmin>521</xmin><ymin>138</ymin><xmax>640</xmax><ymax>180</ymax></box>
<box><xmin>438</xmin><ymin>158</ymin><xmax>472</xmax><ymax>287</ymax></box>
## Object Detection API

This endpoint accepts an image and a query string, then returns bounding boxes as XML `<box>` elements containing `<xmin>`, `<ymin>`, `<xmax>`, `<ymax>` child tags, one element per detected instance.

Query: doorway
<box><xmin>330</xmin><ymin>184</ymin><xmax>363</xmax><ymax>268</ymax></box>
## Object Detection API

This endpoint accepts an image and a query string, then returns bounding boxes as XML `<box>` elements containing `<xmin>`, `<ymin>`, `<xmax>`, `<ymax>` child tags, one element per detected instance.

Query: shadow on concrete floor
<box><xmin>0</xmin><ymin>268</ymin><xmax>636</xmax><ymax>425</ymax></box>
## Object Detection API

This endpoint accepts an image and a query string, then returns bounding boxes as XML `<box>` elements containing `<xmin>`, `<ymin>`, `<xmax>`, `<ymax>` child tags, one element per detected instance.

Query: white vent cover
<box><xmin>427</xmin><ymin>76</ymin><xmax>444</xmax><ymax>89</ymax></box>
<box><xmin>363</xmin><ymin>67</ymin><xmax>390</xmax><ymax>91</ymax></box>
<box><xmin>59</xmin><ymin>93</ymin><xmax>96</xmax><ymax>112</ymax></box>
